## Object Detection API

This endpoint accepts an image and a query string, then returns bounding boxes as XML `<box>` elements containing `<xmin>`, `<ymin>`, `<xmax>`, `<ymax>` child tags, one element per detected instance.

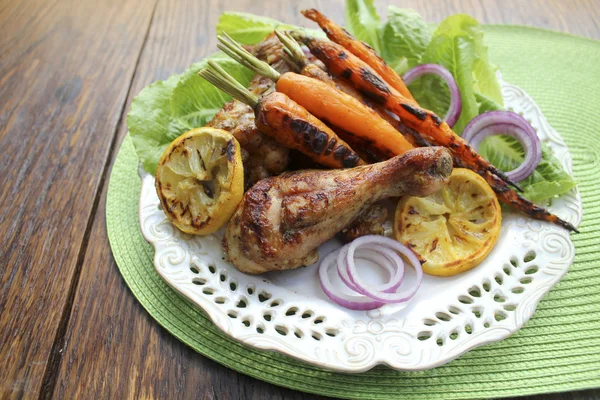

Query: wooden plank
<box><xmin>51</xmin><ymin>0</ymin><xmax>600</xmax><ymax>399</ymax></box>
<box><xmin>0</xmin><ymin>0</ymin><xmax>157</xmax><ymax>398</ymax></box>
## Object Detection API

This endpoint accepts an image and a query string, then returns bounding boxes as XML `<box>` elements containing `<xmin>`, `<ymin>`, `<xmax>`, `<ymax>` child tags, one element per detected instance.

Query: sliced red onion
<box><xmin>336</xmin><ymin>245</ymin><xmax>405</xmax><ymax>294</ymax></box>
<box><xmin>344</xmin><ymin>236</ymin><xmax>423</xmax><ymax>304</ymax></box>
<box><xmin>318</xmin><ymin>251</ymin><xmax>386</xmax><ymax>310</ymax></box>
<box><xmin>462</xmin><ymin>111</ymin><xmax>542</xmax><ymax>182</ymax></box>
<box><xmin>403</xmin><ymin>64</ymin><xmax>462</xmax><ymax>127</ymax></box>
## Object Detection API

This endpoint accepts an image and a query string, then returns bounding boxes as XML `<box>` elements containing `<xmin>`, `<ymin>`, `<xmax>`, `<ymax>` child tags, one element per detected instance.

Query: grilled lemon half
<box><xmin>155</xmin><ymin>127</ymin><xmax>244</xmax><ymax>235</ymax></box>
<box><xmin>393</xmin><ymin>168</ymin><xmax>502</xmax><ymax>276</ymax></box>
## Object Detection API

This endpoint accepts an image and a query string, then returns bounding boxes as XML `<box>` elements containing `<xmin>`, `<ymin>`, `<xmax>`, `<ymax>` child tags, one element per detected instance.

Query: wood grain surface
<box><xmin>1</xmin><ymin>0</ymin><xmax>599</xmax><ymax>399</ymax></box>
<box><xmin>0</xmin><ymin>0</ymin><xmax>156</xmax><ymax>397</ymax></box>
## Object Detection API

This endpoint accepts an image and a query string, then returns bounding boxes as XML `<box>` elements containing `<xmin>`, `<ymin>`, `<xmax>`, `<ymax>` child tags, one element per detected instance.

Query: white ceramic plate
<box><xmin>139</xmin><ymin>76</ymin><xmax>582</xmax><ymax>372</ymax></box>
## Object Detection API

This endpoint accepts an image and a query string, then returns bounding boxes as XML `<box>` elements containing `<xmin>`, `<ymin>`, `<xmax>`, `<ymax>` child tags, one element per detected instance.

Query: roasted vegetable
<box><xmin>199</xmin><ymin>62</ymin><xmax>364</xmax><ymax>169</ymax></box>
<box><xmin>301</xmin><ymin>8</ymin><xmax>416</xmax><ymax>102</ymax></box>
<box><xmin>293</xmin><ymin>26</ymin><xmax>576</xmax><ymax>232</ymax></box>
<box><xmin>217</xmin><ymin>33</ymin><xmax>414</xmax><ymax>159</ymax></box>
<box><xmin>295</xmin><ymin>32</ymin><xmax>521</xmax><ymax>191</ymax></box>
<box><xmin>207</xmin><ymin>34</ymin><xmax>291</xmax><ymax>189</ymax></box>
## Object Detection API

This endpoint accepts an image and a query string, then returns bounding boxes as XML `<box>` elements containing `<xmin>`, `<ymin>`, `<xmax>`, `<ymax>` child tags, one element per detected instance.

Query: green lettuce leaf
<box><xmin>475</xmin><ymin>92</ymin><xmax>503</xmax><ymax>114</ymax></box>
<box><xmin>379</xmin><ymin>7</ymin><xmax>431</xmax><ymax>75</ymax></box>
<box><xmin>128</xmin><ymin>73</ymin><xmax>187</xmax><ymax>175</ymax></box>
<box><xmin>217</xmin><ymin>12</ymin><xmax>296</xmax><ymax>45</ymax></box>
<box><xmin>416</xmin><ymin>15</ymin><xmax>502</xmax><ymax>133</ymax></box>
<box><xmin>216</xmin><ymin>12</ymin><xmax>323</xmax><ymax>45</ymax></box>
<box><xmin>479</xmin><ymin>137</ymin><xmax>577</xmax><ymax>202</ymax></box>
<box><xmin>407</xmin><ymin>74</ymin><xmax>450</xmax><ymax>118</ymax></box>
<box><xmin>127</xmin><ymin>52</ymin><xmax>253</xmax><ymax>174</ymax></box>
<box><xmin>345</xmin><ymin>0</ymin><xmax>382</xmax><ymax>54</ymax></box>
<box><xmin>422</xmin><ymin>28</ymin><xmax>478</xmax><ymax>133</ymax></box>
<box><xmin>171</xmin><ymin>52</ymin><xmax>253</xmax><ymax>128</ymax></box>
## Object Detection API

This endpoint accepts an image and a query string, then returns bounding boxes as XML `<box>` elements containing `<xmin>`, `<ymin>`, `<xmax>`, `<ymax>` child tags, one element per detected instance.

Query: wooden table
<box><xmin>1</xmin><ymin>0</ymin><xmax>599</xmax><ymax>398</ymax></box>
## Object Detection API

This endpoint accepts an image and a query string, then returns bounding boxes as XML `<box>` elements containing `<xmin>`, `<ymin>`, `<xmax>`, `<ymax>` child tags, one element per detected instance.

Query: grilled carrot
<box><xmin>217</xmin><ymin>33</ymin><xmax>414</xmax><ymax>159</ymax></box>
<box><xmin>301</xmin><ymin>8</ymin><xmax>416</xmax><ymax>103</ymax></box>
<box><xmin>199</xmin><ymin>61</ymin><xmax>364</xmax><ymax>169</ymax></box>
<box><xmin>293</xmin><ymin>33</ymin><xmax>577</xmax><ymax>232</ymax></box>
<box><xmin>483</xmin><ymin>171</ymin><xmax>578</xmax><ymax>232</ymax></box>
<box><xmin>273</xmin><ymin>30</ymin><xmax>433</xmax><ymax>151</ymax></box>
<box><xmin>254</xmin><ymin>92</ymin><xmax>366</xmax><ymax>168</ymax></box>
<box><xmin>295</xmin><ymin>33</ymin><xmax>522</xmax><ymax>190</ymax></box>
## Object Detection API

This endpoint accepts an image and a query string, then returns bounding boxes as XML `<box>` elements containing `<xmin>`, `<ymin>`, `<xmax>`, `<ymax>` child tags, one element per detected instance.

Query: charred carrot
<box><xmin>199</xmin><ymin>61</ymin><xmax>364</xmax><ymax>169</ymax></box>
<box><xmin>302</xmin><ymin>8</ymin><xmax>416</xmax><ymax>103</ymax></box>
<box><xmin>295</xmin><ymin>33</ymin><xmax>522</xmax><ymax>190</ymax></box>
<box><xmin>294</xmin><ymin>34</ymin><xmax>577</xmax><ymax>232</ymax></box>
<box><xmin>217</xmin><ymin>33</ymin><xmax>414</xmax><ymax>159</ymax></box>
<box><xmin>483</xmin><ymin>171</ymin><xmax>578</xmax><ymax>232</ymax></box>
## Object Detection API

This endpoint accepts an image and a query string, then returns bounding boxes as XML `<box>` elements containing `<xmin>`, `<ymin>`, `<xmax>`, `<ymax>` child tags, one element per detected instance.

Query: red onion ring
<box><xmin>403</xmin><ymin>64</ymin><xmax>462</xmax><ymax>127</ymax></box>
<box><xmin>344</xmin><ymin>236</ymin><xmax>423</xmax><ymax>303</ymax></box>
<box><xmin>462</xmin><ymin>111</ymin><xmax>542</xmax><ymax>182</ymax></box>
<box><xmin>318</xmin><ymin>251</ymin><xmax>386</xmax><ymax>310</ymax></box>
<box><xmin>336</xmin><ymin>245</ymin><xmax>405</xmax><ymax>294</ymax></box>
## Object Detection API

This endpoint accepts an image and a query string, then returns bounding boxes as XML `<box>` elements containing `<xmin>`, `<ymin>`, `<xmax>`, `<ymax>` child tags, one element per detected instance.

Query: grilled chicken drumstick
<box><xmin>223</xmin><ymin>147</ymin><xmax>453</xmax><ymax>274</ymax></box>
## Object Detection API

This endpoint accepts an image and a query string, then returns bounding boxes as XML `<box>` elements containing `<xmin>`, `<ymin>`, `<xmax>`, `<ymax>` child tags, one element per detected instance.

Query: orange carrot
<box><xmin>295</xmin><ymin>33</ymin><xmax>520</xmax><ymax>189</ymax></box>
<box><xmin>254</xmin><ymin>92</ymin><xmax>366</xmax><ymax>168</ymax></box>
<box><xmin>199</xmin><ymin>62</ymin><xmax>365</xmax><ymax>169</ymax></box>
<box><xmin>482</xmin><ymin>171</ymin><xmax>578</xmax><ymax>232</ymax></box>
<box><xmin>217</xmin><ymin>33</ymin><xmax>415</xmax><ymax>159</ymax></box>
<box><xmin>302</xmin><ymin>8</ymin><xmax>416</xmax><ymax>103</ymax></box>
<box><xmin>276</xmin><ymin>73</ymin><xmax>412</xmax><ymax>158</ymax></box>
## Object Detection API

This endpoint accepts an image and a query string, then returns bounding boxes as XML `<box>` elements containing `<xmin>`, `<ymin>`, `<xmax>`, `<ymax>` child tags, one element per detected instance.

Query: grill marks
<box><xmin>289</xmin><ymin>118</ymin><xmax>329</xmax><ymax>154</ymax></box>
<box><xmin>254</xmin><ymin>92</ymin><xmax>363</xmax><ymax>169</ymax></box>
<box><xmin>401</xmin><ymin>103</ymin><xmax>427</xmax><ymax>121</ymax></box>
<box><xmin>431</xmin><ymin>114</ymin><xmax>442</xmax><ymax>126</ymax></box>
<box><xmin>360</xmin><ymin>68</ymin><xmax>390</xmax><ymax>94</ymax></box>
<box><xmin>225</xmin><ymin>140</ymin><xmax>235</xmax><ymax>162</ymax></box>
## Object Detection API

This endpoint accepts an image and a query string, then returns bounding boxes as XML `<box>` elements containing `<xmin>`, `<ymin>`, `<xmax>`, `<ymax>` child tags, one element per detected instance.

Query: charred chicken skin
<box><xmin>223</xmin><ymin>147</ymin><xmax>453</xmax><ymax>274</ymax></box>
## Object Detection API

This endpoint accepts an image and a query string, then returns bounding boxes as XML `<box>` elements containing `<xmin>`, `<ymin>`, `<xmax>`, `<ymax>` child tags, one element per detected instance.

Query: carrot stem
<box><xmin>217</xmin><ymin>34</ymin><xmax>280</xmax><ymax>82</ymax></box>
<box><xmin>199</xmin><ymin>62</ymin><xmax>258</xmax><ymax>108</ymax></box>
<box><xmin>275</xmin><ymin>30</ymin><xmax>307</xmax><ymax>70</ymax></box>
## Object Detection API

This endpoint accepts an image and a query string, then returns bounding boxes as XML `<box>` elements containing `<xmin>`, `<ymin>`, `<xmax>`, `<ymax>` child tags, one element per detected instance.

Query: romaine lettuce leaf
<box><xmin>128</xmin><ymin>73</ymin><xmax>187</xmax><ymax>175</ymax></box>
<box><xmin>420</xmin><ymin>15</ymin><xmax>503</xmax><ymax>133</ymax></box>
<box><xmin>217</xmin><ymin>12</ymin><xmax>296</xmax><ymax>45</ymax></box>
<box><xmin>171</xmin><ymin>53</ymin><xmax>253</xmax><ymax>128</ymax></box>
<box><xmin>379</xmin><ymin>7</ymin><xmax>432</xmax><ymax>75</ymax></box>
<box><xmin>128</xmin><ymin>52</ymin><xmax>253</xmax><ymax>174</ymax></box>
<box><xmin>217</xmin><ymin>12</ymin><xmax>323</xmax><ymax>45</ymax></box>
<box><xmin>345</xmin><ymin>0</ymin><xmax>382</xmax><ymax>54</ymax></box>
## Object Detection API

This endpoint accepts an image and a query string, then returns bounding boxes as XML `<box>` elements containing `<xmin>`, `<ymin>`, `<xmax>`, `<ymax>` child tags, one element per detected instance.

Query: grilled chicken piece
<box><xmin>207</xmin><ymin>93</ymin><xmax>289</xmax><ymax>189</ymax></box>
<box><xmin>224</xmin><ymin>147</ymin><xmax>453</xmax><ymax>274</ymax></box>
<box><xmin>338</xmin><ymin>204</ymin><xmax>388</xmax><ymax>243</ymax></box>
<box><xmin>207</xmin><ymin>34</ymin><xmax>292</xmax><ymax>189</ymax></box>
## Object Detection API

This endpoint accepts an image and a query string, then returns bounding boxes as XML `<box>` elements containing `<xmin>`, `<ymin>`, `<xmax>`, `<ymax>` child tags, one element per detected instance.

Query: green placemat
<box><xmin>107</xmin><ymin>26</ymin><xmax>600</xmax><ymax>399</ymax></box>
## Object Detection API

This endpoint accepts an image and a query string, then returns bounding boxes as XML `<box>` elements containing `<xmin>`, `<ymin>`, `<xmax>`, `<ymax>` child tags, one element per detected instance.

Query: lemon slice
<box><xmin>393</xmin><ymin>168</ymin><xmax>502</xmax><ymax>276</ymax></box>
<box><xmin>155</xmin><ymin>127</ymin><xmax>244</xmax><ymax>235</ymax></box>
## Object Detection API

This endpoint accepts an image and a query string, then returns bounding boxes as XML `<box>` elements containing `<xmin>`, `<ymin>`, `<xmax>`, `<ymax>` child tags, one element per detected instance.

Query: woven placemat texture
<box><xmin>107</xmin><ymin>26</ymin><xmax>600</xmax><ymax>399</ymax></box>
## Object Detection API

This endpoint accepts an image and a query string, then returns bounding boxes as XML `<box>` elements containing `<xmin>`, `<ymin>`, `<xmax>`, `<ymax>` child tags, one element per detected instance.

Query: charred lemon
<box><xmin>393</xmin><ymin>168</ymin><xmax>501</xmax><ymax>276</ymax></box>
<box><xmin>155</xmin><ymin>127</ymin><xmax>244</xmax><ymax>235</ymax></box>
